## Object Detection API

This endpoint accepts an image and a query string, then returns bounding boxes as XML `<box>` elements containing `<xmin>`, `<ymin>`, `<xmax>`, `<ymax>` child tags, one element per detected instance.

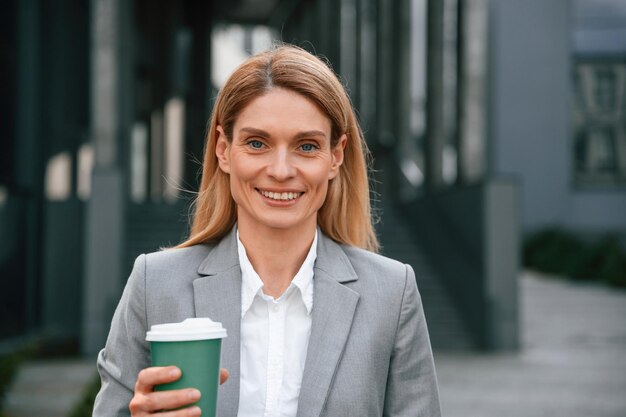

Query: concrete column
<box><xmin>40</xmin><ymin>0</ymin><xmax>90</xmax><ymax>343</ymax></box>
<box><xmin>484</xmin><ymin>180</ymin><xmax>519</xmax><ymax>350</ymax></box>
<box><xmin>457</xmin><ymin>0</ymin><xmax>488</xmax><ymax>184</ymax></box>
<box><xmin>340</xmin><ymin>0</ymin><xmax>358</xmax><ymax>104</ymax></box>
<box><xmin>377</xmin><ymin>0</ymin><xmax>396</xmax><ymax>149</ymax></box>
<box><xmin>359</xmin><ymin>0</ymin><xmax>378</xmax><ymax>138</ymax></box>
<box><xmin>396</xmin><ymin>0</ymin><xmax>413</xmax><ymax>154</ymax></box>
<box><xmin>16</xmin><ymin>0</ymin><xmax>43</xmax><ymax>333</ymax></box>
<box><xmin>184</xmin><ymin>2</ymin><xmax>211</xmax><ymax>190</ymax></box>
<box><xmin>82</xmin><ymin>0</ymin><xmax>127</xmax><ymax>355</ymax></box>
<box><xmin>425</xmin><ymin>0</ymin><xmax>445</xmax><ymax>190</ymax></box>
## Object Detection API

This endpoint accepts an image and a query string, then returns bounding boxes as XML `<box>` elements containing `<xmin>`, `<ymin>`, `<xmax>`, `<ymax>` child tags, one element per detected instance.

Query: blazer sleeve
<box><xmin>93</xmin><ymin>254</ymin><xmax>151</xmax><ymax>417</ymax></box>
<box><xmin>383</xmin><ymin>264</ymin><xmax>442</xmax><ymax>417</ymax></box>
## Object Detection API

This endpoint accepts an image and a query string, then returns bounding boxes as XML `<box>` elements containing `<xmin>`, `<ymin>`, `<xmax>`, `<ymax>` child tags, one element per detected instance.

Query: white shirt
<box><xmin>236</xmin><ymin>231</ymin><xmax>317</xmax><ymax>417</ymax></box>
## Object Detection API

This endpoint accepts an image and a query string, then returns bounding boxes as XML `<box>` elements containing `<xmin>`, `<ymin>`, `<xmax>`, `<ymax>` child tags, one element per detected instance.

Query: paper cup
<box><xmin>146</xmin><ymin>318</ymin><xmax>227</xmax><ymax>416</ymax></box>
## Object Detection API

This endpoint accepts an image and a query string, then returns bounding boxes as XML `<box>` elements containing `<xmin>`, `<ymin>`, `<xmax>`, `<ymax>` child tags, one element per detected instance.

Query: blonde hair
<box><xmin>177</xmin><ymin>44</ymin><xmax>379</xmax><ymax>252</ymax></box>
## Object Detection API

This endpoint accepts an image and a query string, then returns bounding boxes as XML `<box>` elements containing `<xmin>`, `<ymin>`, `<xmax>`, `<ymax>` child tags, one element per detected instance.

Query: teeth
<box><xmin>260</xmin><ymin>190</ymin><xmax>301</xmax><ymax>201</ymax></box>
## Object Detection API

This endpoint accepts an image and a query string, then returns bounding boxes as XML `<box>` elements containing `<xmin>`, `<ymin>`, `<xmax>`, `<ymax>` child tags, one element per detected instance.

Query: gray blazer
<box><xmin>94</xmin><ymin>227</ymin><xmax>441</xmax><ymax>417</ymax></box>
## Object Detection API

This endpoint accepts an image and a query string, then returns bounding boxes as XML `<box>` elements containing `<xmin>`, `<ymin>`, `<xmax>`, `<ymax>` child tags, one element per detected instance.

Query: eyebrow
<box><xmin>239</xmin><ymin>127</ymin><xmax>328</xmax><ymax>140</ymax></box>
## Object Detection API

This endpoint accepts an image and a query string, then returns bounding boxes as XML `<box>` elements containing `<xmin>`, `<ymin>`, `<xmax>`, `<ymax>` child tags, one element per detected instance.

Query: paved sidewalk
<box><xmin>436</xmin><ymin>272</ymin><xmax>626</xmax><ymax>417</ymax></box>
<box><xmin>3</xmin><ymin>271</ymin><xmax>625</xmax><ymax>416</ymax></box>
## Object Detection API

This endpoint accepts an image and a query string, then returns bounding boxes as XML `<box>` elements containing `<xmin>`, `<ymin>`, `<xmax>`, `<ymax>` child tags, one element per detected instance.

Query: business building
<box><xmin>2</xmin><ymin>0</ymin><xmax>623</xmax><ymax>356</ymax></box>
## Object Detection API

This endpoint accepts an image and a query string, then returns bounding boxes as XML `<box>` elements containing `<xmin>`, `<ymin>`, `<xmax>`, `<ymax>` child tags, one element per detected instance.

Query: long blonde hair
<box><xmin>177</xmin><ymin>45</ymin><xmax>379</xmax><ymax>252</ymax></box>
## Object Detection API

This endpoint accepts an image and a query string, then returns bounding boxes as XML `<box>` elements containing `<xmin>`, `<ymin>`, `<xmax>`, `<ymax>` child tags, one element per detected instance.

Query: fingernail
<box><xmin>169</xmin><ymin>367</ymin><xmax>181</xmax><ymax>378</ymax></box>
<box><xmin>189</xmin><ymin>389</ymin><xmax>201</xmax><ymax>401</ymax></box>
<box><xmin>189</xmin><ymin>405</ymin><xmax>202</xmax><ymax>415</ymax></box>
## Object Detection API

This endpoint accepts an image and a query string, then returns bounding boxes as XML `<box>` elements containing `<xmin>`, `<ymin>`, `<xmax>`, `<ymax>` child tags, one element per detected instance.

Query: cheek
<box><xmin>305</xmin><ymin>159</ymin><xmax>335</xmax><ymax>183</ymax></box>
<box><xmin>311</xmin><ymin>181</ymin><xmax>331</xmax><ymax>211</ymax></box>
<box><xmin>227</xmin><ymin>157</ymin><xmax>257</xmax><ymax>202</ymax></box>
<box><xmin>309</xmin><ymin>169</ymin><xmax>332</xmax><ymax>200</ymax></box>
<box><xmin>230</xmin><ymin>155</ymin><xmax>257</xmax><ymax>181</ymax></box>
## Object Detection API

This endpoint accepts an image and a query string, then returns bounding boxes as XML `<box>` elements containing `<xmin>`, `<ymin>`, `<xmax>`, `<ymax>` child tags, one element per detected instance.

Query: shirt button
<box><xmin>273</xmin><ymin>305</ymin><xmax>279</xmax><ymax>312</ymax></box>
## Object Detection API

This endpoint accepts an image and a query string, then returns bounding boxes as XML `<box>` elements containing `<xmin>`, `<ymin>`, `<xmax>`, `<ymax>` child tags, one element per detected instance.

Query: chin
<box><xmin>258</xmin><ymin>219</ymin><xmax>303</xmax><ymax>231</ymax></box>
<box><xmin>253</xmin><ymin>213</ymin><xmax>315</xmax><ymax>232</ymax></box>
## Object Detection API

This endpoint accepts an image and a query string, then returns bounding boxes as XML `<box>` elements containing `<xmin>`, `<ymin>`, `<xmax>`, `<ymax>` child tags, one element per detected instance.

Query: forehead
<box><xmin>233</xmin><ymin>88</ymin><xmax>331</xmax><ymax>136</ymax></box>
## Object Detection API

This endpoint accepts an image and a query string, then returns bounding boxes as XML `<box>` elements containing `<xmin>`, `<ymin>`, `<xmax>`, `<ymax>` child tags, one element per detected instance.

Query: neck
<box><xmin>237</xmin><ymin>218</ymin><xmax>317</xmax><ymax>298</ymax></box>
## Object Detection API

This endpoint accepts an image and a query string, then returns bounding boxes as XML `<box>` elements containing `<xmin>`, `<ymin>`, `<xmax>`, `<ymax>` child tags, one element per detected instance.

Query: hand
<box><xmin>129</xmin><ymin>366</ymin><xmax>229</xmax><ymax>416</ymax></box>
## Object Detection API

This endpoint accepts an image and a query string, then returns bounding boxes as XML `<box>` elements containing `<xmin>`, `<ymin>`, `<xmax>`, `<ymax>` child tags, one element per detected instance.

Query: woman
<box><xmin>94</xmin><ymin>44</ymin><xmax>441</xmax><ymax>417</ymax></box>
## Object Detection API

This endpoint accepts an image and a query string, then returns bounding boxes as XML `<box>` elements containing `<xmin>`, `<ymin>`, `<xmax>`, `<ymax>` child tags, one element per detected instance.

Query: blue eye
<box><xmin>300</xmin><ymin>143</ymin><xmax>317</xmax><ymax>152</ymax></box>
<box><xmin>248</xmin><ymin>140</ymin><xmax>264</xmax><ymax>149</ymax></box>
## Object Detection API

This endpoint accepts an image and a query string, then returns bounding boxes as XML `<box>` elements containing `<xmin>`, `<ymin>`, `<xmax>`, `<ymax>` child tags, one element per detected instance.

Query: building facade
<box><xmin>6</xmin><ymin>0</ymin><xmax>620</xmax><ymax>355</ymax></box>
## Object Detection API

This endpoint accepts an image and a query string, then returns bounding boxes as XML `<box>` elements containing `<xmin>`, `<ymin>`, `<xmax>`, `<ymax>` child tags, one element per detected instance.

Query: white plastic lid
<box><xmin>146</xmin><ymin>318</ymin><xmax>227</xmax><ymax>342</ymax></box>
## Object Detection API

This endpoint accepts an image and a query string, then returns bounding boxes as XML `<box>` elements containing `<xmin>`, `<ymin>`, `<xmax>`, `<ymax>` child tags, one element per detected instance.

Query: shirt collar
<box><xmin>237</xmin><ymin>230</ymin><xmax>317</xmax><ymax>318</ymax></box>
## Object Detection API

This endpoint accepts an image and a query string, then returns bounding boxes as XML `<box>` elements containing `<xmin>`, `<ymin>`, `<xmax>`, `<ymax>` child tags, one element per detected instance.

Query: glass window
<box><xmin>571</xmin><ymin>0</ymin><xmax>626</xmax><ymax>187</ymax></box>
<box><xmin>572</xmin><ymin>61</ymin><xmax>626</xmax><ymax>186</ymax></box>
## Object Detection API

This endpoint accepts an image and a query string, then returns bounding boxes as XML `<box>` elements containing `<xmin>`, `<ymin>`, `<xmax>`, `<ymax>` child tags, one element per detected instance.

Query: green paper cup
<box><xmin>146</xmin><ymin>318</ymin><xmax>227</xmax><ymax>416</ymax></box>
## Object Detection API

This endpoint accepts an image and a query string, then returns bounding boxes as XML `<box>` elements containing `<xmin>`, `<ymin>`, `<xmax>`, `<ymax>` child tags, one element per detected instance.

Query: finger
<box><xmin>135</xmin><ymin>366</ymin><xmax>181</xmax><ymax>393</ymax></box>
<box><xmin>143</xmin><ymin>388</ymin><xmax>201</xmax><ymax>412</ymax></box>
<box><xmin>151</xmin><ymin>405</ymin><xmax>201</xmax><ymax>417</ymax></box>
<box><xmin>220</xmin><ymin>368</ymin><xmax>229</xmax><ymax>385</ymax></box>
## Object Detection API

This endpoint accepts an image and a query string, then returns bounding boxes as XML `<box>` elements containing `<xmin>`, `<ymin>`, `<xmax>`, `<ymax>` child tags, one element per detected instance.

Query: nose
<box><xmin>266</xmin><ymin>149</ymin><xmax>296</xmax><ymax>181</ymax></box>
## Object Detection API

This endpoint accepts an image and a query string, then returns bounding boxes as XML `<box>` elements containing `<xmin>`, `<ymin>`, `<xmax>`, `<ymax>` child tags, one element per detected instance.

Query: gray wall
<box><xmin>489</xmin><ymin>0</ymin><xmax>570</xmax><ymax>231</ymax></box>
<box><xmin>568</xmin><ymin>193</ymin><xmax>626</xmax><ymax>233</ymax></box>
<box><xmin>488</xmin><ymin>0</ymin><xmax>626</xmax><ymax>235</ymax></box>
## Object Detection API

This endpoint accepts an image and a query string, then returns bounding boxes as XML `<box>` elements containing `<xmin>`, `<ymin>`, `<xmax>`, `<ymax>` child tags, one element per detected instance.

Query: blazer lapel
<box><xmin>193</xmin><ymin>228</ymin><xmax>242</xmax><ymax>417</ymax></box>
<box><xmin>296</xmin><ymin>234</ymin><xmax>360</xmax><ymax>417</ymax></box>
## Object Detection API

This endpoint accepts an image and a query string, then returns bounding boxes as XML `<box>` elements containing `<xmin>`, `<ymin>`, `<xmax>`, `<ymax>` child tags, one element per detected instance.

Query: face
<box><xmin>215</xmin><ymin>88</ymin><xmax>346</xmax><ymax>235</ymax></box>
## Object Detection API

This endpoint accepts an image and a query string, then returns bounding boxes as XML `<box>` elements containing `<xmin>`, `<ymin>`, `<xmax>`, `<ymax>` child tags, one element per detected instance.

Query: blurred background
<box><xmin>0</xmin><ymin>0</ymin><xmax>625</xmax><ymax>416</ymax></box>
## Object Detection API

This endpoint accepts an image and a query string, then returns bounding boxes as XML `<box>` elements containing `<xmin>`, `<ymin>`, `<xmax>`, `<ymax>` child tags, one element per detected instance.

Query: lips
<box><xmin>257</xmin><ymin>189</ymin><xmax>303</xmax><ymax>201</ymax></box>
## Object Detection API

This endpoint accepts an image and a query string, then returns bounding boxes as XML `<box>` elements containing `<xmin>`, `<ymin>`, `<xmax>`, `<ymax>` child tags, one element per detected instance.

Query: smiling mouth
<box><xmin>257</xmin><ymin>189</ymin><xmax>303</xmax><ymax>201</ymax></box>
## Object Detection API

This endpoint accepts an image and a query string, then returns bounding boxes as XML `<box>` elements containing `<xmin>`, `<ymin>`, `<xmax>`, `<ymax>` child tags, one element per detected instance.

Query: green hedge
<box><xmin>0</xmin><ymin>345</ymin><xmax>36</xmax><ymax>415</ymax></box>
<box><xmin>0</xmin><ymin>352</ymin><xmax>22</xmax><ymax>406</ymax></box>
<box><xmin>0</xmin><ymin>352</ymin><xmax>22</xmax><ymax>413</ymax></box>
<box><xmin>523</xmin><ymin>228</ymin><xmax>626</xmax><ymax>287</ymax></box>
<box><xmin>69</xmin><ymin>374</ymin><xmax>101</xmax><ymax>417</ymax></box>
